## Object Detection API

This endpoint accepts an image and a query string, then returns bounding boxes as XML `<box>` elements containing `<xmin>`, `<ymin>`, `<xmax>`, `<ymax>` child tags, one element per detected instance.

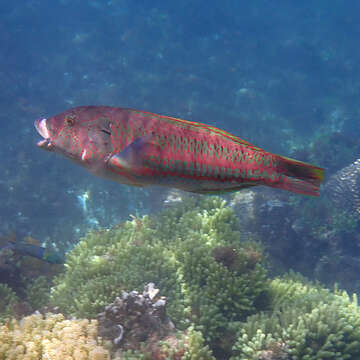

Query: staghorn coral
<box><xmin>231</xmin><ymin>275</ymin><xmax>360</xmax><ymax>360</ymax></box>
<box><xmin>49</xmin><ymin>196</ymin><xmax>268</xmax><ymax>355</ymax></box>
<box><xmin>0</xmin><ymin>312</ymin><xmax>110</xmax><ymax>360</ymax></box>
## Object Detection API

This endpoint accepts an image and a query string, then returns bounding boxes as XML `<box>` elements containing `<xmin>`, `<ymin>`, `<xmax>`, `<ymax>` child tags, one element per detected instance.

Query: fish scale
<box><xmin>35</xmin><ymin>106</ymin><xmax>324</xmax><ymax>196</ymax></box>
<box><xmin>110</xmin><ymin>113</ymin><xmax>275</xmax><ymax>186</ymax></box>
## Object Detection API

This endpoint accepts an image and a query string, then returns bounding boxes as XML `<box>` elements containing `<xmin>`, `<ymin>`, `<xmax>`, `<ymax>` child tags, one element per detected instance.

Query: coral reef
<box><xmin>3</xmin><ymin>273</ymin><xmax>360</xmax><ymax>359</ymax></box>
<box><xmin>230</xmin><ymin>188</ymin><xmax>305</xmax><ymax>276</ymax></box>
<box><xmin>150</xmin><ymin>326</ymin><xmax>215</xmax><ymax>360</ymax></box>
<box><xmin>0</xmin><ymin>274</ymin><xmax>55</xmax><ymax>322</ymax></box>
<box><xmin>0</xmin><ymin>284</ymin><xmax>19</xmax><ymax>323</ymax></box>
<box><xmin>305</xmin><ymin>132</ymin><xmax>360</xmax><ymax>175</ymax></box>
<box><xmin>0</xmin><ymin>312</ymin><xmax>110</xmax><ymax>360</ymax></box>
<box><xmin>2</xmin><ymin>197</ymin><xmax>360</xmax><ymax>359</ymax></box>
<box><xmin>230</xmin><ymin>177</ymin><xmax>360</xmax><ymax>295</ymax></box>
<box><xmin>3</xmin><ymin>1</ymin><xmax>360</xmax><ymax>358</ymax></box>
<box><xmin>97</xmin><ymin>283</ymin><xmax>175</xmax><ymax>351</ymax></box>
<box><xmin>50</xmin><ymin>196</ymin><xmax>269</xmax><ymax>355</ymax></box>
<box><xmin>299</xmin><ymin>158</ymin><xmax>360</xmax><ymax>293</ymax></box>
<box><xmin>0</xmin><ymin>233</ymin><xmax>63</xmax><ymax>320</ymax></box>
<box><xmin>49</xmin><ymin>218</ymin><xmax>182</xmax><ymax>320</ymax></box>
<box><xmin>84</xmin><ymin>282</ymin><xmax>214</xmax><ymax>359</ymax></box>
<box><xmin>324</xmin><ymin>158</ymin><xmax>360</xmax><ymax>219</ymax></box>
<box><xmin>231</xmin><ymin>275</ymin><xmax>360</xmax><ymax>360</ymax></box>
<box><xmin>118</xmin><ymin>325</ymin><xmax>215</xmax><ymax>360</ymax></box>
<box><xmin>24</xmin><ymin>275</ymin><xmax>52</xmax><ymax>311</ymax></box>
<box><xmin>0</xmin><ymin>281</ymin><xmax>214</xmax><ymax>359</ymax></box>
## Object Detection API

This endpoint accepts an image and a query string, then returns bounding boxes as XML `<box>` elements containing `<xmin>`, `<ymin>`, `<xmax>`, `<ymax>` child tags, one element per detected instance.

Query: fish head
<box><xmin>35</xmin><ymin>106</ymin><xmax>113</xmax><ymax>166</ymax></box>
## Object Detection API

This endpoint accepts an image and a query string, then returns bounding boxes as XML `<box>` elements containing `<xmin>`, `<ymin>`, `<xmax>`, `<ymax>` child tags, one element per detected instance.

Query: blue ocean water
<box><xmin>1</xmin><ymin>0</ymin><xmax>360</xmax><ymax>294</ymax></box>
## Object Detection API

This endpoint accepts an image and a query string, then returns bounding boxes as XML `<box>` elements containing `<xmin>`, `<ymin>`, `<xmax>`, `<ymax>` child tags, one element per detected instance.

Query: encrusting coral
<box><xmin>0</xmin><ymin>312</ymin><xmax>110</xmax><ymax>360</ymax></box>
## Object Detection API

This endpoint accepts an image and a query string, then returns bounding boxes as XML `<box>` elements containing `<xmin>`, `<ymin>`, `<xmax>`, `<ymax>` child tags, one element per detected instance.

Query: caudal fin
<box><xmin>274</xmin><ymin>155</ymin><xmax>324</xmax><ymax>196</ymax></box>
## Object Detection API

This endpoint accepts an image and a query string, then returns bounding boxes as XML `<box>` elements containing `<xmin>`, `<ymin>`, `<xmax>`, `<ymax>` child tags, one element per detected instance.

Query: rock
<box><xmin>97</xmin><ymin>283</ymin><xmax>175</xmax><ymax>352</ymax></box>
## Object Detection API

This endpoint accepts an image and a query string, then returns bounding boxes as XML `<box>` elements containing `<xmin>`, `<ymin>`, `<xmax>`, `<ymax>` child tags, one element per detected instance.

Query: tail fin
<box><xmin>274</xmin><ymin>155</ymin><xmax>324</xmax><ymax>196</ymax></box>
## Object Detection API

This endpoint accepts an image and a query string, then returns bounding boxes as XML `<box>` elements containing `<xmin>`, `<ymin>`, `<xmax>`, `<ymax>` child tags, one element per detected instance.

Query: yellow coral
<box><xmin>0</xmin><ymin>313</ymin><xmax>110</xmax><ymax>360</ymax></box>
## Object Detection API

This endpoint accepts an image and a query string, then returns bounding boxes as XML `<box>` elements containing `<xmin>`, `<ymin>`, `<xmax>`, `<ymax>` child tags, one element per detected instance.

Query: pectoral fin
<box><xmin>107</xmin><ymin>136</ymin><xmax>159</xmax><ymax>172</ymax></box>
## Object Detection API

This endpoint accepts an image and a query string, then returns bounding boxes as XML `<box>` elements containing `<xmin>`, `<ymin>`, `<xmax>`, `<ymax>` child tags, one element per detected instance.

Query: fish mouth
<box><xmin>34</xmin><ymin>118</ymin><xmax>53</xmax><ymax>150</ymax></box>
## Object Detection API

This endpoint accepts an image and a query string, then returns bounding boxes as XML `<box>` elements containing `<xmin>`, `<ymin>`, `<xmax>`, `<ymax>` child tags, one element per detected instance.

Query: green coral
<box><xmin>160</xmin><ymin>326</ymin><xmax>216</xmax><ymax>360</ymax></box>
<box><xmin>5</xmin><ymin>195</ymin><xmax>360</xmax><ymax>359</ymax></box>
<box><xmin>120</xmin><ymin>327</ymin><xmax>215</xmax><ymax>360</ymax></box>
<box><xmin>50</xmin><ymin>196</ymin><xmax>268</xmax><ymax>351</ymax></box>
<box><xmin>50</xmin><ymin>223</ymin><xmax>181</xmax><ymax>319</ymax></box>
<box><xmin>0</xmin><ymin>284</ymin><xmax>18</xmax><ymax>323</ymax></box>
<box><xmin>176</xmin><ymin>230</ymin><xmax>267</xmax><ymax>343</ymax></box>
<box><xmin>182</xmin><ymin>326</ymin><xmax>215</xmax><ymax>359</ymax></box>
<box><xmin>231</xmin><ymin>276</ymin><xmax>360</xmax><ymax>360</ymax></box>
<box><xmin>0</xmin><ymin>277</ymin><xmax>53</xmax><ymax>322</ymax></box>
<box><xmin>24</xmin><ymin>276</ymin><xmax>52</xmax><ymax>311</ymax></box>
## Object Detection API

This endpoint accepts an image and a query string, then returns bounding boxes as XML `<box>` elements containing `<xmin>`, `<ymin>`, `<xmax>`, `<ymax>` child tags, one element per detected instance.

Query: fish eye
<box><xmin>65</xmin><ymin>115</ymin><xmax>76</xmax><ymax>127</ymax></box>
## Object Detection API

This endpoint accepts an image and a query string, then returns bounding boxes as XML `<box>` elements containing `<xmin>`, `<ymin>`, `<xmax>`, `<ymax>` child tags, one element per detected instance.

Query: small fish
<box><xmin>1</xmin><ymin>236</ymin><xmax>64</xmax><ymax>264</ymax></box>
<box><xmin>35</xmin><ymin>106</ymin><xmax>324</xmax><ymax>196</ymax></box>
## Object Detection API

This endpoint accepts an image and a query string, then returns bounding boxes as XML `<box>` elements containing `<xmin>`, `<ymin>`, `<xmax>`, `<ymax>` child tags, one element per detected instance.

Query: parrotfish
<box><xmin>35</xmin><ymin>106</ymin><xmax>324</xmax><ymax>196</ymax></box>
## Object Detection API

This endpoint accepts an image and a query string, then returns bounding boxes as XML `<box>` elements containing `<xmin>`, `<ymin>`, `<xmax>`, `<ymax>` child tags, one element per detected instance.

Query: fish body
<box><xmin>2</xmin><ymin>241</ymin><xmax>64</xmax><ymax>264</ymax></box>
<box><xmin>35</xmin><ymin>106</ymin><xmax>324</xmax><ymax>196</ymax></box>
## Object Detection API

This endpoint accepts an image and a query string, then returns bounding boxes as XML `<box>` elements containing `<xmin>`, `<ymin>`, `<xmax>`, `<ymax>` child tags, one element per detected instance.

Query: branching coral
<box><xmin>50</xmin><ymin>223</ymin><xmax>182</xmax><ymax>319</ymax></box>
<box><xmin>24</xmin><ymin>275</ymin><xmax>52</xmax><ymax>311</ymax></box>
<box><xmin>0</xmin><ymin>275</ymin><xmax>56</xmax><ymax>322</ymax></box>
<box><xmin>49</xmin><ymin>196</ymin><xmax>268</xmax><ymax>355</ymax></box>
<box><xmin>119</xmin><ymin>326</ymin><xmax>215</xmax><ymax>360</ymax></box>
<box><xmin>175</xmin><ymin>228</ymin><xmax>267</xmax><ymax>345</ymax></box>
<box><xmin>0</xmin><ymin>312</ymin><xmax>110</xmax><ymax>360</ymax></box>
<box><xmin>158</xmin><ymin>326</ymin><xmax>216</xmax><ymax>360</ymax></box>
<box><xmin>5</xmin><ymin>197</ymin><xmax>360</xmax><ymax>359</ymax></box>
<box><xmin>231</xmin><ymin>276</ymin><xmax>360</xmax><ymax>360</ymax></box>
<box><xmin>0</xmin><ymin>283</ymin><xmax>18</xmax><ymax>323</ymax></box>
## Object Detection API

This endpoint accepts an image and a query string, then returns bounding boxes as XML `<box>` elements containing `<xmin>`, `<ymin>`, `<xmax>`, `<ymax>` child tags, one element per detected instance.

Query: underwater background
<box><xmin>1</xmin><ymin>1</ymin><xmax>360</xmax><ymax>359</ymax></box>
